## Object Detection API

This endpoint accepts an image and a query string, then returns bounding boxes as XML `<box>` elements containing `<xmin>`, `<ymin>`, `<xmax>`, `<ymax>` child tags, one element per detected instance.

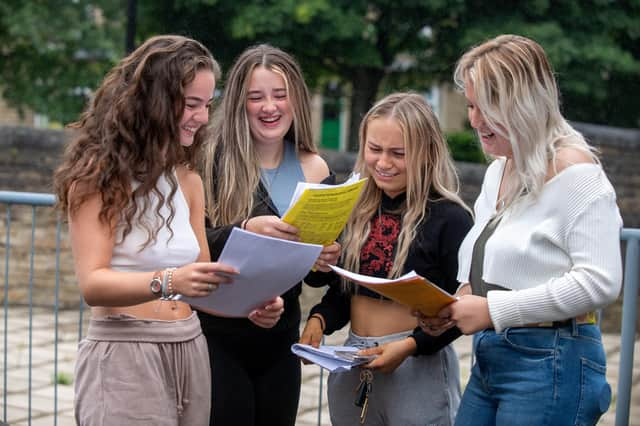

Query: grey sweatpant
<box><xmin>328</xmin><ymin>329</ymin><xmax>461</xmax><ymax>426</ymax></box>
<box><xmin>74</xmin><ymin>312</ymin><xmax>211</xmax><ymax>426</ymax></box>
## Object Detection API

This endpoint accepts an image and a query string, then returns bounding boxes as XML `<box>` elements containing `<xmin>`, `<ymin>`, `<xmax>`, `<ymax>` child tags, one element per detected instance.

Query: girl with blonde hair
<box><xmin>301</xmin><ymin>92</ymin><xmax>472</xmax><ymax>425</ymax></box>
<box><xmin>201</xmin><ymin>44</ymin><xmax>340</xmax><ymax>426</ymax></box>
<box><xmin>54</xmin><ymin>35</ymin><xmax>240</xmax><ymax>425</ymax></box>
<box><xmin>417</xmin><ymin>34</ymin><xmax>622</xmax><ymax>425</ymax></box>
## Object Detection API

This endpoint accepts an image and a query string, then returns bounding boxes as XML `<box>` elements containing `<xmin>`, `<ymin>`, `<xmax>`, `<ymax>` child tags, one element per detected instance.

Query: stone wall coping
<box><xmin>2</xmin><ymin>122</ymin><xmax>638</xmax><ymax>150</ymax></box>
<box><xmin>573</xmin><ymin>122</ymin><xmax>640</xmax><ymax>149</ymax></box>
<box><xmin>0</xmin><ymin>125</ymin><xmax>68</xmax><ymax>148</ymax></box>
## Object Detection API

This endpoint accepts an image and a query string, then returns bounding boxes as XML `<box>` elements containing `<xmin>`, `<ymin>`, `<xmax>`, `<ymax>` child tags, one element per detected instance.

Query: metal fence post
<box><xmin>616</xmin><ymin>229</ymin><xmax>640</xmax><ymax>426</ymax></box>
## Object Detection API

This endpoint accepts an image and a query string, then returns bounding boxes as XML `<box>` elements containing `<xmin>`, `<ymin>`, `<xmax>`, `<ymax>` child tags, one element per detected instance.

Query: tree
<box><xmin>139</xmin><ymin>0</ymin><xmax>640</xmax><ymax>150</ymax></box>
<box><xmin>0</xmin><ymin>0</ymin><xmax>125</xmax><ymax>124</ymax></box>
<box><xmin>3</xmin><ymin>0</ymin><xmax>639</xmax><ymax>135</ymax></box>
<box><xmin>432</xmin><ymin>0</ymin><xmax>640</xmax><ymax>129</ymax></box>
<box><xmin>138</xmin><ymin>0</ymin><xmax>469</xmax><ymax>150</ymax></box>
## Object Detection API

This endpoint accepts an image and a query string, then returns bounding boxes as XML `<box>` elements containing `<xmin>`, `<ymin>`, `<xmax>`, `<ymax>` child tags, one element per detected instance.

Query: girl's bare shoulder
<box><xmin>299</xmin><ymin>151</ymin><xmax>330</xmax><ymax>184</ymax></box>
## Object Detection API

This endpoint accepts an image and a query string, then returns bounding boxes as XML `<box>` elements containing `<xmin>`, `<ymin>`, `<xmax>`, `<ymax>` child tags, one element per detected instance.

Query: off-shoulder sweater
<box><xmin>457</xmin><ymin>158</ymin><xmax>623</xmax><ymax>332</ymax></box>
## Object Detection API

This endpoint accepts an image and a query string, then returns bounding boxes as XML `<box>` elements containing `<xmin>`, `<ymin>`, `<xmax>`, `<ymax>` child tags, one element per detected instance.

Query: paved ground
<box><xmin>0</xmin><ymin>306</ymin><xmax>638</xmax><ymax>426</ymax></box>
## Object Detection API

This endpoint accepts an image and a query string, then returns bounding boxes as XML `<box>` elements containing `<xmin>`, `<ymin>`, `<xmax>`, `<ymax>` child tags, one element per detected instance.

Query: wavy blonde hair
<box><xmin>204</xmin><ymin>44</ymin><xmax>317</xmax><ymax>225</ymax></box>
<box><xmin>54</xmin><ymin>35</ymin><xmax>220</xmax><ymax>245</ymax></box>
<box><xmin>454</xmin><ymin>34</ymin><xmax>597</xmax><ymax>211</ymax></box>
<box><xmin>341</xmin><ymin>93</ymin><xmax>470</xmax><ymax>281</ymax></box>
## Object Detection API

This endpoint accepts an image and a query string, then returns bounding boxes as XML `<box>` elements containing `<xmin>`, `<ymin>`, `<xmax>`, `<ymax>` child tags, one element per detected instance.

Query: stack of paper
<box><xmin>291</xmin><ymin>344</ymin><xmax>375</xmax><ymax>373</ymax></box>
<box><xmin>329</xmin><ymin>265</ymin><xmax>456</xmax><ymax>316</ymax></box>
<box><xmin>281</xmin><ymin>174</ymin><xmax>367</xmax><ymax>245</ymax></box>
<box><xmin>179</xmin><ymin>228</ymin><xmax>322</xmax><ymax>317</ymax></box>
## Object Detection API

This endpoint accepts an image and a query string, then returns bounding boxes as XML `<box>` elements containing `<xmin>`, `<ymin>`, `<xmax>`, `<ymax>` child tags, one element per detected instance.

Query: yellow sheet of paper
<box><xmin>357</xmin><ymin>277</ymin><xmax>456</xmax><ymax>317</ymax></box>
<box><xmin>282</xmin><ymin>178</ymin><xmax>366</xmax><ymax>245</ymax></box>
<box><xmin>330</xmin><ymin>266</ymin><xmax>456</xmax><ymax>316</ymax></box>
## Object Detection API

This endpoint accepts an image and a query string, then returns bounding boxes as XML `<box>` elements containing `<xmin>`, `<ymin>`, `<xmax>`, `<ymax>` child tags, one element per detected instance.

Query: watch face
<box><xmin>150</xmin><ymin>278</ymin><xmax>162</xmax><ymax>294</ymax></box>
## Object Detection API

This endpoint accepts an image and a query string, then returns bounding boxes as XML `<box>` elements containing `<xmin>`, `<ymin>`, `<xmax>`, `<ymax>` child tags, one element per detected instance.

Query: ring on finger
<box><xmin>208</xmin><ymin>283</ymin><xmax>218</xmax><ymax>292</ymax></box>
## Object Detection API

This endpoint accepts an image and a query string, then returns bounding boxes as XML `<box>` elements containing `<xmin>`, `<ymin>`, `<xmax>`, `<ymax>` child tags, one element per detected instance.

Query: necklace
<box><xmin>260</xmin><ymin>146</ymin><xmax>285</xmax><ymax>192</ymax></box>
<box><xmin>261</xmin><ymin>161</ymin><xmax>282</xmax><ymax>192</ymax></box>
<box><xmin>496</xmin><ymin>158</ymin><xmax>511</xmax><ymax>211</ymax></box>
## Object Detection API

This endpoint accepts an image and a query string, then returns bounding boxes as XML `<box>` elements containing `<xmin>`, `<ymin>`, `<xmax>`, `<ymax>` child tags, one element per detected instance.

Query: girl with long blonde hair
<box><xmin>417</xmin><ymin>34</ymin><xmax>622</xmax><ymax>425</ymax></box>
<box><xmin>200</xmin><ymin>44</ymin><xmax>340</xmax><ymax>426</ymax></box>
<box><xmin>301</xmin><ymin>92</ymin><xmax>472</xmax><ymax>426</ymax></box>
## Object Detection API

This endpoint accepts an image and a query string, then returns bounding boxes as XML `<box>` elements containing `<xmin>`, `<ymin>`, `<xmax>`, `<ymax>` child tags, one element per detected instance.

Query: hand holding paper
<box><xmin>328</xmin><ymin>265</ymin><xmax>456</xmax><ymax>316</ymax></box>
<box><xmin>248</xmin><ymin>296</ymin><xmax>284</xmax><ymax>329</ymax></box>
<box><xmin>291</xmin><ymin>344</ymin><xmax>377</xmax><ymax>373</ymax></box>
<box><xmin>281</xmin><ymin>174</ymin><xmax>366</xmax><ymax>245</ymax></box>
<box><xmin>180</xmin><ymin>228</ymin><xmax>322</xmax><ymax>317</ymax></box>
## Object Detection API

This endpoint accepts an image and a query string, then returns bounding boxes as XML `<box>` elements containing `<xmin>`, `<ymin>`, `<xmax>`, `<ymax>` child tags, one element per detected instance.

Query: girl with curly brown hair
<box><xmin>54</xmin><ymin>35</ymin><xmax>240</xmax><ymax>425</ymax></box>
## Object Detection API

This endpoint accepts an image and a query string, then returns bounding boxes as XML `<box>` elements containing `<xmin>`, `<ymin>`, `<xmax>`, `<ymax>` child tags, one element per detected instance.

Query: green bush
<box><xmin>446</xmin><ymin>130</ymin><xmax>486</xmax><ymax>163</ymax></box>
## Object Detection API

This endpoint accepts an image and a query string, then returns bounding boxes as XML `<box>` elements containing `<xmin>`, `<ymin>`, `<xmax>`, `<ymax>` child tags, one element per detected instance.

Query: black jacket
<box><xmin>199</xmin><ymin>173</ymin><xmax>336</xmax><ymax>338</ymax></box>
<box><xmin>306</xmin><ymin>191</ymin><xmax>473</xmax><ymax>355</ymax></box>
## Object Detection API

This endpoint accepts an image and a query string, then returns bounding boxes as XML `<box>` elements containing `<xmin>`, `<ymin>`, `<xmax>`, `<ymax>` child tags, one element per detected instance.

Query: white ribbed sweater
<box><xmin>457</xmin><ymin>158</ymin><xmax>623</xmax><ymax>332</ymax></box>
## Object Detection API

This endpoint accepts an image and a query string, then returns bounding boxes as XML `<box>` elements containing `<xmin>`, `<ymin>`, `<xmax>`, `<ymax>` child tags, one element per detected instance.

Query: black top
<box><xmin>470</xmin><ymin>217</ymin><xmax>508</xmax><ymax>297</ymax></box>
<box><xmin>199</xmin><ymin>171</ymin><xmax>335</xmax><ymax>337</ymax></box>
<box><xmin>306</xmin><ymin>191</ymin><xmax>473</xmax><ymax>355</ymax></box>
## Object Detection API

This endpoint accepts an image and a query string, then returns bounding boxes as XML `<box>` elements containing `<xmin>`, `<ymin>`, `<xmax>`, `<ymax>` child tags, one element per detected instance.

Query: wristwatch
<box><xmin>150</xmin><ymin>272</ymin><xmax>163</xmax><ymax>297</ymax></box>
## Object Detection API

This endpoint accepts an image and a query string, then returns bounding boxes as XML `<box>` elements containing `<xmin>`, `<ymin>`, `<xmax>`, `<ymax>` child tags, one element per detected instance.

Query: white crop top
<box><xmin>111</xmin><ymin>172</ymin><xmax>200</xmax><ymax>272</ymax></box>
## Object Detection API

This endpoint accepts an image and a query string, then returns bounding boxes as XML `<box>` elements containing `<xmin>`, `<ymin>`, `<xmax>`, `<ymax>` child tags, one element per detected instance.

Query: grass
<box><xmin>52</xmin><ymin>371</ymin><xmax>73</xmax><ymax>386</ymax></box>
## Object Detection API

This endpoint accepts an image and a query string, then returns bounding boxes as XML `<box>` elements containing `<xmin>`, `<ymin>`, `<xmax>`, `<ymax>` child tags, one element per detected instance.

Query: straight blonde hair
<box><xmin>341</xmin><ymin>93</ymin><xmax>470</xmax><ymax>282</ymax></box>
<box><xmin>454</xmin><ymin>34</ymin><xmax>597</xmax><ymax>212</ymax></box>
<box><xmin>203</xmin><ymin>44</ymin><xmax>316</xmax><ymax>225</ymax></box>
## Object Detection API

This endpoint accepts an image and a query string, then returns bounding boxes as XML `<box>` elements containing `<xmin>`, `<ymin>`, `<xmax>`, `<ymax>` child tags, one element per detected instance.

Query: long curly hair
<box><xmin>54</xmin><ymin>35</ymin><xmax>220</xmax><ymax>245</ymax></box>
<box><xmin>203</xmin><ymin>44</ymin><xmax>316</xmax><ymax>226</ymax></box>
<box><xmin>341</xmin><ymin>93</ymin><xmax>470</xmax><ymax>281</ymax></box>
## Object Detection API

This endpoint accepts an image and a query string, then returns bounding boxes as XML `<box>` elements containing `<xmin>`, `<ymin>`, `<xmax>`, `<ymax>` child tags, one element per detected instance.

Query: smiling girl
<box><xmin>201</xmin><ymin>44</ymin><xmax>340</xmax><ymax>426</ymax></box>
<box><xmin>417</xmin><ymin>34</ymin><xmax>622</xmax><ymax>426</ymax></box>
<box><xmin>54</xmin><ymin>35</ymin><xmax>239</xmax><ymax>425</ymax></box>
<box><xmin>300</xmin><ymin>92</ymin><xmax>472</xmax><ymax>426</ymax></box>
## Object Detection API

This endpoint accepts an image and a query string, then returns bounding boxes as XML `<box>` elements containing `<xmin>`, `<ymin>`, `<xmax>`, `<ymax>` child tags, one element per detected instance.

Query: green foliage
<box><xmin>434</xmin><ymin>0</ymin><xmax>640</xmax><ymax>128</ymax></box>
<box><xmin>52</xmin><ymin>371</ymin><xmax>73</xmax><ymax>386</ymax></box>
<box><xmin>139</xmin><ymin>0</ymin><xmax>639</xmax><ymax>149</ymax></box>
<box><xmin>2</xmin><ymin>0</ymin><xmax>639</xmax><ymax>132</ymax></box>
<box><xmin>0</xmin><ymin>0</ymin><xmax>125</xmax><ymax>124</ymax></box>
<box><xmin>446</xmin><ymin>130</ymin><xmax>485</xmax><ymax>164</ymax></box>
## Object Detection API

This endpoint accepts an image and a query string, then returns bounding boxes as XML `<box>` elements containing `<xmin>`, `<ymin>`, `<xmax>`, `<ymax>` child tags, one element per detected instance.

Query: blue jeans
<box><xmin>455</xmin><ymin>323</ymin><xmax>611</xmax><ymax>426</ymax></box>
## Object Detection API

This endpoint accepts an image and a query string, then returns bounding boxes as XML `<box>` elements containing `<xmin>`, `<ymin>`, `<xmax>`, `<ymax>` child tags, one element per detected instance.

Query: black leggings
<box><xmin>205</xmin><ymin>330</ymin><xmax>301</xmax><ymax>426</ymax></box>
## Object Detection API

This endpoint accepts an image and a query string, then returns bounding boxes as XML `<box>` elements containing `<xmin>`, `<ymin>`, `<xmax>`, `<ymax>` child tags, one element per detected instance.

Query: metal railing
<box><xmin>1</xmin><ymin>190</ymin><xmax>638</xmax><ymax>425</ymax></box>
<box><xmin>616</xmin><ymin>228</ymin><xmax>640</xmax><ymax>426</ymax></box>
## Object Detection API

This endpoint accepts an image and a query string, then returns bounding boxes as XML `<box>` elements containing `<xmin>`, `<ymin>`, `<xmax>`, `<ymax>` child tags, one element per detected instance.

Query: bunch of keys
<box><xmin>354</xmin><ymin>369</ymin><xmax>373</xmax><ymax>424</ymax></box>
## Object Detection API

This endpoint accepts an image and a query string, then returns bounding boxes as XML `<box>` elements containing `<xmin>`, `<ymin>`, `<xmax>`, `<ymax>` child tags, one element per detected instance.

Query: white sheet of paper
<box><xmin>179</xmin><ymin>228</ymin><xmax>322</xmax><ymax>317</ymax></box>
<box><xmin>329</xmin><ymin>264</ymin><xmax>418</xmax><ymax>284</ymax></box>
<box><xmin>291</xmin><ymin>344</ymin><xmax>371</xmax><ymax>373</ymax></box>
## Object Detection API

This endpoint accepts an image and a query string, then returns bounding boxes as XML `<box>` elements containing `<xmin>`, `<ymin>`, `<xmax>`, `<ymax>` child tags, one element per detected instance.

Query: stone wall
<box><xmin>323</xmin><ymin>122</ymin><xmax>640</xmax><ymax>227</ymax></box>
<box><xmin>573</xmin><ymin>122</ymin><xmax>640</xmax><ymax>228</ymax></box>
<box><xmin>0</xmin><ymin>96</ymin><xmax>35</xmax><ymax>127</ymax></box>
<box><xmin>0</xmin><ymin>126</ymin><xmax>69</xmax><ymax>193</ymax></box>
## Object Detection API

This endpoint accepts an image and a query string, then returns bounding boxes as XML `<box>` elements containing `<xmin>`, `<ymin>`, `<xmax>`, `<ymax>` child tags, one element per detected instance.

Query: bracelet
<box><xmin>166</xmin><ymin>267</ymin><xmax>177</xmax><ymax>298</ymax></box>
<box><xmin>241</xmin><ymin>218</ymin><xmax>249</xmax><ymax>230</ymax></box>
<box><xmin>160</xmin><ymin>270</ymin><xmax>169</xmax><ymax>299</ymax></box>
<box><xmin>309</xmin><ymin>314</ymin><xmax>326</xmax><ymax>331</ymax></box>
